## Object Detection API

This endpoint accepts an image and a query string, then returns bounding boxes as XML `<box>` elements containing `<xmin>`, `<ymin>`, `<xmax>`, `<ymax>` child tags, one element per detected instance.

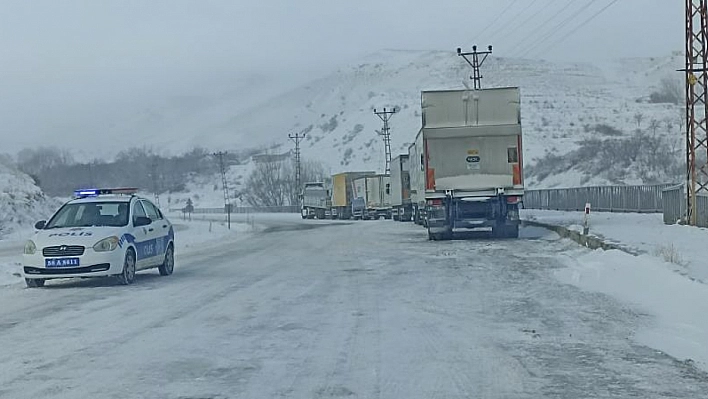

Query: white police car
<box><xmin>22</xmin><ymin>188</ymin><xmax>175</xmax><ymax>287</ymax></box>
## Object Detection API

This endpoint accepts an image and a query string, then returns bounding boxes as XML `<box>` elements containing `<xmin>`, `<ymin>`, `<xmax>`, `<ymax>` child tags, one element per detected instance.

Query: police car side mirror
<box><xmin>134</xmin><ymin>216</ymin><xmax>152</xmax><ymax>227</ymax></box>
<box><xmin>34</xmin><ymin>220</ymin><xmax>46</xmax><ymax>230</ymax></box>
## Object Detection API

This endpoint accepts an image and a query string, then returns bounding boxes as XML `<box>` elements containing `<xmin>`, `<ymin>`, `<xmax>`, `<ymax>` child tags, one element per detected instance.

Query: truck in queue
<box><xmin>352</xmin><ymin>174</ymin><xmax>392</xmax><ymax>220</ymax></box>
<box><xmin>330</xmin><ymin>171</ymin><xmax>375</xmax><ymax>219</ymax></box>
<box><xmin>300</xmin><ymin>182</ymin><xmax>330</xmax><ymax>219</ymax></box>
<box><xmin>390</xmin><ymin>154</ymin><xmax>412</xmax><ymax>221</ymax></box>
<box><xmin>409</xmin><ymin>87</ymin><xmax>524</xmax><ymax>240</ymax></box>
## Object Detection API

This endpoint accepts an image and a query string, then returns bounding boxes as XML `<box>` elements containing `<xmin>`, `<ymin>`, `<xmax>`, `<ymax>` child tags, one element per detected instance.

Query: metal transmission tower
<box><xmin>457</xmin><ymin>45</ymin><xmax>493</xmax><ymax>89</ymax></box>
<box><xmin>374</xmin><ymin>107</ymin><xmax>397</xmax><ymax>174</ymax></box>
<box><xmin>289</xmin><ymin>131</ymin><xmax>306</xmax><ymax>197</ymax></box>
<box><xmin>685</xmin><ymin>0</ymin><xmax>708</xmax><ymax>225</ymax></box>
<box><xmin>213</xmin><ymin>151</ymin><xmax>231</xmax><ymax>230</ymax></box>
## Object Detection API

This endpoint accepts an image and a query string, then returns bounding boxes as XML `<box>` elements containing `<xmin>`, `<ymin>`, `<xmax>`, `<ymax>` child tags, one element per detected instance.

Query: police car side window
<box><xmin>142</xmin><ymin>201</ymin><xmax>161</xmax><ymax>220</ymax></box>
<box><xmin>133</xmin><ymin>201</ymin><xmax>148</xmax><ymax>224</ymax></box>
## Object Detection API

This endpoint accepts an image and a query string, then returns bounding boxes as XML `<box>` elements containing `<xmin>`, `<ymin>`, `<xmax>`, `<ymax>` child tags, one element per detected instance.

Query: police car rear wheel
<box><xmin>25</xmin><ymin>278</ymin><xmax>45</xmax><ymax>288</ymax></box>
<box><xmin>158</xmin><ymin>245</ymin><xmax>174</xmax><ymax>276</ymax></box>
<box><xmin>117</xmin><ymin>249</ymin><xmax>136</xmax><ymax>285</ymax></box>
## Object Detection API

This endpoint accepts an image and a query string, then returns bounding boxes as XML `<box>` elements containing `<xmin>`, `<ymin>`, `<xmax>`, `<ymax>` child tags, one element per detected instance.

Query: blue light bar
<box><xmin>74</xmin><ymin>189</ymin><xmax>99</xmax><ymax>198</ymax></box>
<box><xmin>73</xmin><ymin>188</ymin><xmax>139</xmax><ymax>198</ymax></box>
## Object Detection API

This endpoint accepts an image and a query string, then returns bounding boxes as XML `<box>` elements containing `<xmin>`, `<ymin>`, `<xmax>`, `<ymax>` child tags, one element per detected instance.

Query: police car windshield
<box><xmin>45</xmin><ymin>202</ymin><xmax>129</xmax><ymax>229</ymax></box>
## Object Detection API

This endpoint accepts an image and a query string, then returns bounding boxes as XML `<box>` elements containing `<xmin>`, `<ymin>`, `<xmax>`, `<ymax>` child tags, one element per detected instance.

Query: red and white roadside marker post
<box><xmin>583</xmin><ymin>203</ymin><xmax>591</xmax><ymax>235</ymax></box>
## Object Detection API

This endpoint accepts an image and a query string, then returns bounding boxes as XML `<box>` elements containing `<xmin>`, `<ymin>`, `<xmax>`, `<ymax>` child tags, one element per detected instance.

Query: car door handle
<box><xmin>162</xmin><ymin>225</ymin><xmax>167</xmax><ymax>228</ymax></box>
<box><xmin>148</xmin><ymin>228</ymin><xmax>154</xmax><ymax>232</ymax></box>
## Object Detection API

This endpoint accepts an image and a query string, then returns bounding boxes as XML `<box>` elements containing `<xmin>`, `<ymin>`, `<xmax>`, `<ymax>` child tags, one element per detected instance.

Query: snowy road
<box><xmin>1</xmin><ymin>216</ymin><xmax>707</xmax><ymax>398</ymax></box>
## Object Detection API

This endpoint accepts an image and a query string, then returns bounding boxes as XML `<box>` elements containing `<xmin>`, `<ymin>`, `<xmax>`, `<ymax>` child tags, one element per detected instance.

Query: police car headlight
<box><xmin>24</xmin><ymin>240</ymin><xmax>37</xmax><ymax>255</ymax></box>
<box><xmin>93</xmin><ymin>236</ymin><xmax>119</xmax><ymax>252</ymax></box>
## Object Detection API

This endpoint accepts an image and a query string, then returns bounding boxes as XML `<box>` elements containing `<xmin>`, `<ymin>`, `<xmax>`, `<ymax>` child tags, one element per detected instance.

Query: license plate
<box><xmin>45</xmin><ymin>258</ymin><xmax>80</xmax><ymax>268</ymax></box>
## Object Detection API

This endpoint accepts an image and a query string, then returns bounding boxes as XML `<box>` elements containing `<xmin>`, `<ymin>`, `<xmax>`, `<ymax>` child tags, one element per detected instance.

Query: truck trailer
<box><xmin>410</xmin><ymin>87</ymin><xmax>524</xmax><ymax>240</ymax></box>
<box><xmin>390</xmin><ymin>154</ymin><xmax>412</xmax><ymax>221</ymax></box>
<box><xmin>352</xmin><ymin>174</ymin><xmax>392</xmax><ymax>220</ymax></box>
<box><xmin>330</xmin><ymin>171</ymin><xmax>375</xmax><ymax>219</ymax></box>
<box><xmin>300</xmin><ymin>182</ymin><xmax>330</xmax><ymax>219</ymax></box>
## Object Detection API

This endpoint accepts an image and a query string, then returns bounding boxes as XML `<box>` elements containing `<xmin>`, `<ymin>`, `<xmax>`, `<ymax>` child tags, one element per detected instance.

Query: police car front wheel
<box><xmin>116</xmin><ymin>249</ymin><xmax>136</xmax><ymax>285</ymax></box>
<box><xmin>158</xmin><ymin>245</ymin><xmax>174</xmax><ymax>276</ymax></box>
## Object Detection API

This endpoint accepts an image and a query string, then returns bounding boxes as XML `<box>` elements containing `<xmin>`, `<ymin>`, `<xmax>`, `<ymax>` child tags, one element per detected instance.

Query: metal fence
<box><xmin>170</xmin><ymin>205</ymin><xmax>300</xmax><ymax>214</ymax></box>
<box><xmin>523</xmin><ymin>184</ymin><xmax>674</xmax><ymax>213</ymax></box>
<box><xmin>661</xmin><ymin>184</ymin><xmax>708</xmax><ymax>227</ymax></box>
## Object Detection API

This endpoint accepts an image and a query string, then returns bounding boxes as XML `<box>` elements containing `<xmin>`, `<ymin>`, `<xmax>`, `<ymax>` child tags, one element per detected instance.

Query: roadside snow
<box><xmin>523</xmin><ymin>209</ymin><xmax>708</xmax><ymax>371</ymax></box>
<box><xmin>0</xmin><ymin>216</ymin><xmax>254</xmax><ymax>287</ymax></box>
<box><xmin>523</xmin><ymin>209</ymin><xmax>708</xmax><ymax>282</ymax></box>
<box><xmin>558</xmin><ymin>249</ymin><xmax>708</xmax><ymax>371</ymax></box>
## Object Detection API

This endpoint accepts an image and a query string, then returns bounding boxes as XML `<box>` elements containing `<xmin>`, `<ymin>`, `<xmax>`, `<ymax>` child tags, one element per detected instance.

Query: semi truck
<box><xmin>352</xmin><ymin>174</ymin><xmax>392</xmax><ymax>220</ymax></box>
<box><xmin>390</xmin><ymin>154</ymin><xmax>412</xmax><ymax>221</ymax></box>
<box><xmin>410</xmin><ymin>87</ymin><xmax>524</xmax><ymax>240</ymax></box>
<box><xmin>300</xmin><ymin>182</ymin><xmax>330</xmax><ymax>219</ymax></box>
<box><xmin>330</xmin><ymin>171</ymin><xmax>375</xmax><ymax>219</ymax></box>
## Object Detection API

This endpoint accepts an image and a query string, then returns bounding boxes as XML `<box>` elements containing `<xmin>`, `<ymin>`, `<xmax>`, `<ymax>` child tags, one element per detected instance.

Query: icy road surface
<box><xmin>0</xmin><ymin>216</ymin><xmax>707</xmax><ymax>399</ymax></box>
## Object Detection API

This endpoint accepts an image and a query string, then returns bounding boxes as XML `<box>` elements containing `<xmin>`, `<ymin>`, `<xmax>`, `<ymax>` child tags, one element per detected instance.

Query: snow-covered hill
<box><xmin>0</xmin><ymin>156</ymin><xmax>59</xmax><ymax>238</ymax></box>
<box><xmin>24</xmin><ymin>49</ymin><xmax>685</xmax><ymax>190</ymax></box>
<box><xmin>168</xmin><ymin>49</ymin><xmax>683</xmax><ymax>187</ymax></box>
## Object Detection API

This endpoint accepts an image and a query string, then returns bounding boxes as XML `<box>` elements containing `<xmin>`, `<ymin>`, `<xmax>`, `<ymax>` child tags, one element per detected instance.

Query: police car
<box><xmin>22</xmin><ymin>188</ymin><xmax>175</xmax><ymax>287</ymax></box>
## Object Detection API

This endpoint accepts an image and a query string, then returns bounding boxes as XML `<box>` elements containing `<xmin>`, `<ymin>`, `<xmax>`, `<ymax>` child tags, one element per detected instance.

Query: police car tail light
<box><xmin>93</xmin><ymin>236</ymin><xmax>119</xmax><ymax>252</ymax></box>
<box><xmin>24</xmin><ymin>240</ymin><xmax>37</xmax><ymax>255</ymax></box>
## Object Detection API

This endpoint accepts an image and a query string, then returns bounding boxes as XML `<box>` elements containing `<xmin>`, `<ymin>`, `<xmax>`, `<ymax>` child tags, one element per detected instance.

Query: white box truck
<box><xmin>352</xmin><ymin>174</ymin><xmax>392</xmax><ymax>220</ymax></box>
<box><xmin>390</xmin><ymin>154</ymin><xmax>412</xmax><ymax>221</ymax></box>
<box><xmin>412</xmin><ymin>87</ymin><xmax>524</xmax><ymax>239</ymax></box>
<box><xmin>300</xmin><ymin>182</ymin><xmax>330</xmax><ymax>219</ymax></box>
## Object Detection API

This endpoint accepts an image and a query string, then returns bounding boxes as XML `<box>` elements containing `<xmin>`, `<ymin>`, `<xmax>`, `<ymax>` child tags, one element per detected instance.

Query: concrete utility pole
<box><xmin>374</xmin><ymin>107</ymin><xmax>397</xmax><ymax>174</ymax></box>
<box><xmin>150</xmin><ymin>159</ymin><xmax>160</xmax><ymax>207</ymax></box>
<box><xmin>289</xmin><ymin>131</ymin><xmax>306</xmax><ymax>198</ymax></box>
<box><xmin>457</xmin><ymin>45</ymin><xmax>493</xmax><ymax>90</ymax></box>
<box><xmin>213</xmin><ymin>151</ymin><xmax>231</xmax><ymax>230</ymax></box>
<box><xmin>684</xmin><ymin>0</ymin><xmax>708</xmax><ymax>225</ymax></box>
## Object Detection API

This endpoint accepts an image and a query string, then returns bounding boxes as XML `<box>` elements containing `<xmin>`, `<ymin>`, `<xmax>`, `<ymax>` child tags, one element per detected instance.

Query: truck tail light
<box><xmin>506</xmin><ymin>196</ymin><xmax>520</xmax><ymax>204</ymax></box>
<box><xmin>512</xmin><ymin>164</ymin><xmax>522</xmax><ymax>186</ymax></box>
<box><xmin>427</xmin><ymin>199</ymin><xmax>443</xmax><ymax>206</ymax></box>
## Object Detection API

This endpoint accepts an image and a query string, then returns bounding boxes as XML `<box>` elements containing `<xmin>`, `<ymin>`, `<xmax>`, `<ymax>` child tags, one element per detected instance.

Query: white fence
<box><xmin>524</xmin><ymin>184</ymin><xmax>673</xmax><ymax>213</ymax></box>
<box><xmin>661</xmin><ymin>184</ymin><xmax>708</xmax><ymax>227</ymax></box>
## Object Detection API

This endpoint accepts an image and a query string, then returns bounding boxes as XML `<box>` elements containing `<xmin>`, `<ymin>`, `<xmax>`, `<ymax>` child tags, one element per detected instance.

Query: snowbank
<box><xmin>524</xmin><ymin>209</ymin><xmax>708</xmax><ymax>371</ymax></box>
<box><xmin>558</xmin><ymin>249</ymin><xmax>708</xmax><ymax>371</ymax></box>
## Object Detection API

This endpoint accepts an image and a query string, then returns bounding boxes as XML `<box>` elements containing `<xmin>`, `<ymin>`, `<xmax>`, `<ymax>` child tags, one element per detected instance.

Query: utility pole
<box><xmin>457</xmin><ymin>45</ymin><xmax>493</xmax><ymax>89</ymax></box>
<box><xmin>150</xmin><ymin>159</ymin><xmax>160</xmax><ymax>208</ymax></box>
<box><xmin>684</xmin><ymin>0</ymin><xmax>708</xmax><ymax>225</ymax></box>
<box><xmin>213</xmin><ymin>151</ymin><xmax>231</xmax><ymax>230</ymax></box>
<box><xmin>289</xmin><ymin>131</ymin><xmax>306</xmax><ymax>200</ymax></box>
<box><xmin>374</xmin><ymin>107</ymin><xmax>397</xmax><ymax>174</ymax></box>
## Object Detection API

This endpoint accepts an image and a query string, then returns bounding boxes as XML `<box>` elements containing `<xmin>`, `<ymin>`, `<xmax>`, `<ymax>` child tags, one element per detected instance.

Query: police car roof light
<box><xmin>73</xmin><ymin>187</ymin><xmax>139</xmax><ymax>198</ymax></box>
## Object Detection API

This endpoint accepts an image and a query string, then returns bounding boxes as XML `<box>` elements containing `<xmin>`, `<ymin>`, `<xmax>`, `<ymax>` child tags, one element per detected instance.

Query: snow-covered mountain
<box><xmin>20</xmin><ymin>49</ymin><xmax>686</xmax><ymax>191</ymax></box>
<box><xmin>162</xmin><ymin>49</ymin><xmax>683</xmax><ymax>187</ymax></box>
<box><xmin>0</xmin><ymin>156</ymin><xmax>59</xmax><ymax>237</ymax></box>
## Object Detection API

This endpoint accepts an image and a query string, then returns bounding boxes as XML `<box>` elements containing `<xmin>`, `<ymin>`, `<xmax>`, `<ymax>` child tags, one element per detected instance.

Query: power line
<box><xmin>535</xmin><ymin>0</ymin><xmax>621</xmax><ymax>54</ymax></box>
<box><xmin>473</xmin><ymin>0</ymin><xmax>519</xmax><ymax>40</ymax></box>
<box><xmin>519</xmin><ymin>0</ymin><xmax>600</xmax><ymax>58</ymax></box>
<box><xmin>496</xmin><ymin>0</ymin><xmax>556</xmax><ymax>45</ymax></box>
<box><xmin>485</xmin><ymin>0</ymin><xmax>542</xmax><ymax>41</ymax></box>
<box><xmin>507</xmin><ymin>0</ymin><xmax>579</xmax><ymax>56</ymax></box>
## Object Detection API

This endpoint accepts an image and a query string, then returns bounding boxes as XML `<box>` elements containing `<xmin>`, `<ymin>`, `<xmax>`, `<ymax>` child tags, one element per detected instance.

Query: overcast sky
<box><xmin>0</xmin><ymin>0</ymin><xmax>683</xmax><ymax>154</ymax></box>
